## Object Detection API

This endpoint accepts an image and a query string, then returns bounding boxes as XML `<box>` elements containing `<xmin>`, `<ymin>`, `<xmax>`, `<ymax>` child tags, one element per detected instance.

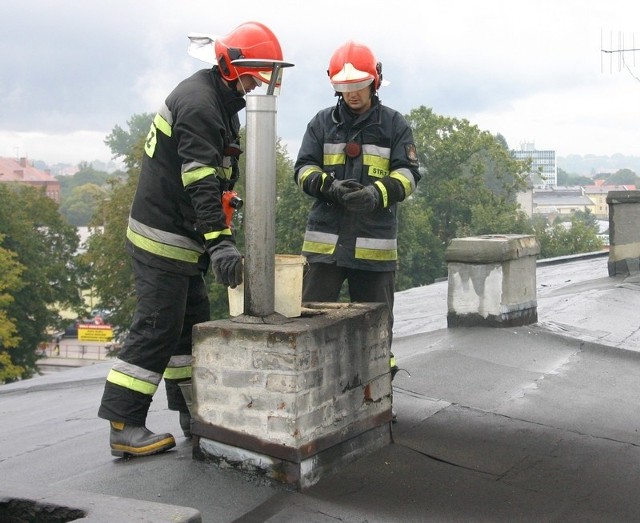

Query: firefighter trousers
<box><xmin>302</xmin><ymin>262</ymin><xmax>395</xmax><ymax>345</ymax></box>
<box><xmin>98</xmin><ymin>258</ymin><xmax>210</xmax><ymax>426</ymax></box>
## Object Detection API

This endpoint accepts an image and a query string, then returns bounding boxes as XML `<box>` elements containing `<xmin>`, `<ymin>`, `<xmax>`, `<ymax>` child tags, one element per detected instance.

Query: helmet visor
<box><xmin>232</xmin><ymin>59</ymin><xmax>285</xmax><ymax>87</ymax></box>
<box><xmin>254</xmin><ymin>68</ymin><xmax>283</xmax><ymax>86</ymax></box>
<box><xmin>332</xmin><ymin>78</ymin><xmax>374</xmax><ymax>93</ymax></box>
<box><xmin>330</xmin><ymin>63</ymin><xmax>374</xmax><ymax>92</ymax></box>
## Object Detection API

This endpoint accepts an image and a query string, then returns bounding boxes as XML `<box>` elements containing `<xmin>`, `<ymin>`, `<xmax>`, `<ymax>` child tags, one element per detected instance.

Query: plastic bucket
<box><xmin>228</xmin><ymin>254</ymin><xmax>306</xmax><ymax>318</ymax></box>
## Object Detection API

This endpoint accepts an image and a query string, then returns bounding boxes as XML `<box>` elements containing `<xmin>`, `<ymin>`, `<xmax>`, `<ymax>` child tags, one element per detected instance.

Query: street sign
<box><xmin>78</xmin><ymin>324</ymin><xmax>113</xmax><ymax>342</ymax></box>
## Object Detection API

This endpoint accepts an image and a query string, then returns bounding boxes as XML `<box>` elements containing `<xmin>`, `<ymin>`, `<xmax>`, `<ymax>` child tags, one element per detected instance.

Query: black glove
<box><xmin>321</xmin><ymin>178</ymin><xmax>363</xmax><ymax>205</ymax></box>
<box><xmin>342</xmin><ymin>185</ymin><xmax>381</xmax><ymax>213</ymax></box>
<box><xmin>208</xmin><ymin>240</ymin><xmax>243</xmax><ymax>288</ymax></box>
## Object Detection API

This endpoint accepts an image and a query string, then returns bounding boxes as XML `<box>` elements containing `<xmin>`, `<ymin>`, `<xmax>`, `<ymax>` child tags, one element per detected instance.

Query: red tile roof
<box><xmin>0</xmin><ymin>157</ymin><xmax>56</xmax><ymax>182</ymax></box>
<box><xmin>0</xmin><ymin>157</ymin><xmax>61</xmax><ymax>203</ymax></box>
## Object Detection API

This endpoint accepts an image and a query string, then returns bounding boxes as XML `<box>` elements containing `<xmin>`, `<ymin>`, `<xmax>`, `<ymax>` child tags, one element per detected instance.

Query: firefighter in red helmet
<box><xmin>214</xmin><ymin>22</ymin><xmax>283</xmax><ymax>85</ymax></box>
<box><xmin>98</xmin><ymin>22</ymin><xmax>284</xmax><ymax>458</ymax></box>
<box><xmin>327</xmin><ymin>40</ymin><xmax>383</xmax><ymax>92</ymax></box>
<box><xmin>294</xmin><ymin>41</ymin><xmax>421</xmax><ymax>420</ymax></box>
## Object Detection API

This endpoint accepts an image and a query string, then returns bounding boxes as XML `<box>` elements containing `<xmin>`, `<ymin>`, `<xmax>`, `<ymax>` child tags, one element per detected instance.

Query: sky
<box><xmin>1</xmin><ymin>0</ymin><xmax>639</xmax><ymax>168</ymax></box>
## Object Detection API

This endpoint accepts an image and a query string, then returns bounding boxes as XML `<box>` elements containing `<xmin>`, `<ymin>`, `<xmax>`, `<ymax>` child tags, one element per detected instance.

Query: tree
<box><xmin>81</xmin><ymin>174</ymin><xmax>138</xmax><ymax>336</ymax></box>
<box><xmin>464</xmin><ymin>202</ymin><xmax>531</xmax><ymax>237</ymax></box>
<box><xmin>398</xmin><ymin>106</ymin><xmax>530</xmax><ymax>288</ymax></box>
<box><xmin>0</xmin><ymin>236</ymin><xmax>25</xmax><ymax>383</ymax></box>
<box><xmin>81</xmin><ymin>116</ymin><xmax>148</xmax><ymax>337</ymax></box>
<box><xmin>532</xmin><ymin>211</ymin><xmax>603</xmax><ymax>258</ymax></box>
<box><xmin>62</xmin><ymin>183</ymin><xmax>108</xmax><ymax>226</ymax></box>
<box><xmin>57</xmin><ymin>163</ymin><xmax>124</xmax><ymax>226</ymax></box>
<box><xmin>557</xmin><ymin>167</ymin><xmax>592</xmax><ymax>187</ymax></box>
<box><xmin>57</xmin><ymin>162</ymin><xmax>113</xmax><ymax>189</ymax></box>
<box><xmin>396</xmin><ymin>203</ymin><xmax>444</xmax><ymax>289</ymax></box>
<box><xmin>274</xmin><ymin>140</ymin><xmax>309</xmax><ymax>256</ymax></box>
<box><xmin>606</xmin><ymin>168</ymin><xmax>640</xmax><ymax>186</ymax></box>
<box><xmin>0</xmin><ymin>185</ymin><xmax>82</xmax><ymax>379</ymax></box>
<box><xmin>104</xmin><ymin>113</ymin><xmax>154</xmax><ymax>169</ymax></box>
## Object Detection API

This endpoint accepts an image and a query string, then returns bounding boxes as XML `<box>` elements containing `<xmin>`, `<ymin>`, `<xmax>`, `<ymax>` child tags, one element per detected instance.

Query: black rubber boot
<box><xmin>179</xmin><ymin>411</ymin><xmax>192</xmax><ymax>438</ymax></box>
<box><xmin>109</xmin><ymin>421</ymin><xmax>175</xmax><ymax>458</ymax></box>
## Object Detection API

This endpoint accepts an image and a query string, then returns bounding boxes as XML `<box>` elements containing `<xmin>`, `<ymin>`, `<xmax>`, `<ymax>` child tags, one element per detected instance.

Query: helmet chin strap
<box><xmin>224</xmin><ymin>75</ymin><xmax>240</xmax><ymax>93</ymax></box>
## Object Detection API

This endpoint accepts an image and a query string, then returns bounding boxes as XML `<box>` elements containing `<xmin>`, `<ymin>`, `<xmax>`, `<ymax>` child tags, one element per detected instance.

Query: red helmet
<box><xmin>215</xmin><ymin>22</ymin><xmax>283</xmax><ymax>84</ymax></box>
<box><xmin>327</xmin><ymin>41</ymin><xmax>382</xmax><ymax>93</ymax></box>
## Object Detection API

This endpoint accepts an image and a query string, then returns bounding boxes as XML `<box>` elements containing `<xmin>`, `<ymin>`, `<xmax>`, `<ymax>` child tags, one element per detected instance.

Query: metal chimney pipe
<box><xmin>243</xmin><ymin>94</ymin><xmax>277</xmax><ymax>317</ymax></box>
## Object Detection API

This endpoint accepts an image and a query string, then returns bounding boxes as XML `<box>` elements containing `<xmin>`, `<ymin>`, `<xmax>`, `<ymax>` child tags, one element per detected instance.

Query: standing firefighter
<box><xmin>294</xmin><ymin>41</ymin><xmax>421</xmax><ymax>417</ymax></box>
<box><xmin>98</xmin><ymin>21</ymin><xmax>284</xmax><ymax>458</ymax></box>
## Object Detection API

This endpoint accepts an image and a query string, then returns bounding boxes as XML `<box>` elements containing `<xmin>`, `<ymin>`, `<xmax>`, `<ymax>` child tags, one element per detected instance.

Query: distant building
<box><xmin>0</xmin><ymin>156</ymin><xmax>61</xmax><ymax>203</ymax></box>
<box><xmin>516</xmin><ymin>186</ymin><xmax>534</xmax><ymax>217</ymax></box>
<box><xmin>532</xmin><ymin>183</ymin><xmax>636</xmax><ymax>222</ymax></box>
<box><xmin>533</xmin><ymin>186</ymin><xmax>595</xmax><ymax>219</ymax></box>
<box><xmin>583</xmin><ymin>181</ymin><xmax>636</xmax><ymax>219</ymax></box>
<box><xmin>512</xmin><ymin>142</ymin><xmax>557</xmax><ymax>188</ymax></box>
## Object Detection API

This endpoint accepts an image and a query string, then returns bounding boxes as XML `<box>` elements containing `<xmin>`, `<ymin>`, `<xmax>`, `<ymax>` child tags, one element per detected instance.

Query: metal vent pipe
<box><xmin>243</xmin><ymin>94</ymin><xmax>277</xmax><ymax>317</ymax></box>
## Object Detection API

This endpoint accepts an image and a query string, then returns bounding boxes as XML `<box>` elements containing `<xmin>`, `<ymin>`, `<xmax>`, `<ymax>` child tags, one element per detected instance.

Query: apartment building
<box><xmin>512</xmin><ymin>142</ymin><xmax>557</xmax><ymax>187</ymax></box>
<box><xmin>583</xmin><ymin>181</ymin><xmax>636</xmax><ymax>219</ymax></box>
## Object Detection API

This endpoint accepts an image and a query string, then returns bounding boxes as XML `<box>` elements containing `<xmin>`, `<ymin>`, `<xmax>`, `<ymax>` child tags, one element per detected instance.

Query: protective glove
<box><xmin>321</xmin><ymin>178</ymin><xmax>363</xmax><ymax>205</ymax></box>
<box><xmin>342</xmin><ymin>184</ymin><xmax>381</xmax><ymax>213</ymax></box>
<box><xmin>207</xmin><ymin>240</ymin><xmax>243</xmax><ymax>288</ymax></box>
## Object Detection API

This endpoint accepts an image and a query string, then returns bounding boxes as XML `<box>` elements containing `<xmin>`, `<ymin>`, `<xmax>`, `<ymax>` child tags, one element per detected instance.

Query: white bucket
<box><xmin>228</xmin><ymin>254</ymin><xmax>306</xmax><ymax>318</ymax></box>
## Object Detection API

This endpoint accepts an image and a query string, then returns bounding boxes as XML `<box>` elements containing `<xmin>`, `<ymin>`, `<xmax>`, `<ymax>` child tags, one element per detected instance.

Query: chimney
<box><xmin>19</xmin><ymin>157</ymin><xmax>28</xmax><ymax>167</ymax></box>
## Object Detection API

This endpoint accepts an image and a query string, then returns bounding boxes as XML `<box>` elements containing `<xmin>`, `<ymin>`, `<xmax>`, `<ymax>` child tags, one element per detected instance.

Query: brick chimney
<box><xmin>19</xmin><ymin>157</ymin><xmax>28</xmax><ymax>167</ymax></box>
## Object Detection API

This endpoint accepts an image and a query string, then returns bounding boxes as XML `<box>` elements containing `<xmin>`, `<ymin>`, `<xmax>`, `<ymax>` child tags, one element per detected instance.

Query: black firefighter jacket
<box><xmin>126</xmin><ymin>68</ymin><xmax>246</xmax><ymax>276</ymax></box>
<box><xmin>294</xmin><ymin>97</ymin><xmax>421</xmax><ymax>272</ymax></box>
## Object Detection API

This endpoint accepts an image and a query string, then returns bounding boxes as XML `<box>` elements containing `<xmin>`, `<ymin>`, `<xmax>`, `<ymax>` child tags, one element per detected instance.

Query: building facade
<box><xmin>0</xmin><ymin>157</ymin><xmax>60</xmax><ymax>203</ymax></box>
<box><xmin>583</xmin><ymin>181</ymin><xmax>636</xmax><ymax>219</ymax></box>
<box><xmin>533</xmin><ymin>186</ymin><xmax>596</xmax><ymax>218</ymax></box>
<box><xmin>512</xmin><ymin>142</ymin><xmax>557</xmax><ymax>188</ymax></box>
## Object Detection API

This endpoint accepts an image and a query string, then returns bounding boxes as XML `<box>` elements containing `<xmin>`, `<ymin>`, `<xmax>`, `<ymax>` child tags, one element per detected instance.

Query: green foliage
<box><xmin>556</xmin><ymin>167</ymin><xmax>593</xmax><ymax>186</ymax></box>
<box><xmin>274</xmin><ymin>140</ymin><xmax>309</xmax><ymax>255</ymax></box>
<box><xmin>557</xmin><ymin>166</ymin><xmax>640</xmax><ymax>187</ymax></box>
<box><xmin>58</xmin><ymin>161</ymin><xmax>113</xmax><ymax>190</ymax></box>
<box><xmin>81</xmin><ymin>121</ymin><xmax>147</xmax><ymax>335</ymax></box>
<box><xmin>603</xmin><ymin>168</ymin><xmax>640</xmax><ymax>186</ymax></box>
<box><xmin>0</xmin><ymin>236</ymin><xmax>26</xmax><ymax>382</ymax></box>
<box><xmin>396</xmin><ymin>201</ymin><xmax>445</xmax><ymax>289</ymax></box>
<box><xmin>463</xmin><ymin>202</ymin><xmax>532</xmax><ymax>237</ymax></box>
<box><xmin>62</xmin><ymin>183</ymin><xmax>107</xmax><ymax>226</ymax></box>
<box><xmin>81</xmin><ymin>174</ymin><xmax>138</xmax><ymax>335</ymax></box>
<box><xmin>398</xmin><ymin>106</ymin><xmax>530</xmax><ymax>288</ymax></box>
<box><xmin>532</xmin><ymin>211</ymin><xmax>604</xmax><ymax>258</ymax></box>
<box><xmin>82</xmin><ymin>116</ymin><xmax>153</xmax><ymax>328</ymax></box>
<box><xmin>104</xmin><ymin>113</ymin><xmax>154</xmax><ymax>170</ymax></box>
<box><xmin>0</xmin><ymin>185</ymin><xmax>82</xmax><ymax>380</ymax></box>
<box><xmin>0</xmin><ymin>351</ymin><xmax>23</xmax><ymax>384</ymax></box>
<box><xmin>57</xmin><ymin>162</ymin><xmax>125</xmax><ymax>226</ymax></box>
